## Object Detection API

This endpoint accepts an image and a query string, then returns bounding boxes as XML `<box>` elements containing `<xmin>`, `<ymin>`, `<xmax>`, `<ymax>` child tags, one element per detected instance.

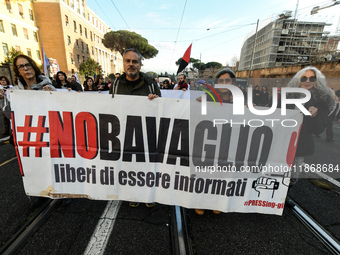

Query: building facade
<box><xmin>239</xmin><ymin>16</ymin><xmax>337</xmax><ymax>71</ymax></box>
<box><xmin>0</xmin><ymin>0</ymin><xmax>123</xmax><ymax>78</ymax></box>
<box><xmin>0</xmin><ymin>0</ymin><xmax>42</xmax><ymax>65</ymax></box>
<box><xmin>33</xmin><ymin>0</ymin><xmax>123</xmax><ymax>77</ymax></box>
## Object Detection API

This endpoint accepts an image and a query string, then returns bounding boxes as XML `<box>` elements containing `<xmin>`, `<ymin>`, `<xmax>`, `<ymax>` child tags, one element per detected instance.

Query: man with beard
<box><xmin>109</xmin><ymin>48</ymin><xmax>161</xmax><ymax>99</ymax></box>
<box><xmin>109</xmin><ymin>48</ymin><xmax>161</xmax><ymax>208</ymax></box>
<box><xmin>174</xmin><ymin>74</ymin><xmax>189</xmax><ymax>91</ymax></box>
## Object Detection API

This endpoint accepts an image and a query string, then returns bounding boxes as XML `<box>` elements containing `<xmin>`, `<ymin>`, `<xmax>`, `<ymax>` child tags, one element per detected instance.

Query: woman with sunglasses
<box><xmin>287</xmin><ymin>66</ymin><xmax>335</xmax><ymax>183</ymax></box>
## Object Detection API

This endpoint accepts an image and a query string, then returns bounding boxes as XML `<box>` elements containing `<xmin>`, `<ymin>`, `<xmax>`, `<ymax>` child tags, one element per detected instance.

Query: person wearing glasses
<box><xmin>287</xmin><ymin>66</ymin><xmax>335</xmax><ymax>184</ymax></box>
<box><xmin>12</xmin><ymin>54</ymin><xmax>56</xmax><ymax>91</ymax></box>
<box><xmin>94</xmin><ymin>75</ymin><xmax>109</xmax><ymax>92</ymax></box>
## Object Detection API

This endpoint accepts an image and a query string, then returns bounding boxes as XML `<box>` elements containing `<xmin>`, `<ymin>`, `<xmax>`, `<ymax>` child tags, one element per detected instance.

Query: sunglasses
<box><xmin>17</xmin><ymin>63</ymin><xmax>33</xmax><ymax>70</ymax></box>
<box><xmin>300</xmin><ymin>76</ymin><xmax>316</xmax><ymax>82</ymax></box>
<box><xmin>217</xmin><ymin>78</ymin><xmax>232</xmax><ymax>84</ymax></box>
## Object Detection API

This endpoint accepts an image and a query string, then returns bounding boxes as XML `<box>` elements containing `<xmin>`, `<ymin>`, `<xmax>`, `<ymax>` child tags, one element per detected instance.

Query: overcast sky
<box><xmin>86</xmin><ymin>0</ymin><xmax>340</xmax><ymax>74</ymax></box>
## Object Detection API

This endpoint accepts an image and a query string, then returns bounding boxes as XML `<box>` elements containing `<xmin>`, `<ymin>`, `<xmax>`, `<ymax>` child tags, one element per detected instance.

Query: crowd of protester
<box><xmin>0</xmin><ymin>52</ymin><xmax>339</xmax><ymax>214</ymax></box>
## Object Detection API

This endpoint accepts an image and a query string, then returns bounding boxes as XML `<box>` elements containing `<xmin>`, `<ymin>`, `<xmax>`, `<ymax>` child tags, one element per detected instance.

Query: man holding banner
<box><xmin>109</xmin><ymin>48</ymin><xmax>161</xmax><ymax>100</ymax></box>
<box><xmin>109</xmin><ymin>48</ymin><xmax>161</xmax><ymax>207</ymax></box>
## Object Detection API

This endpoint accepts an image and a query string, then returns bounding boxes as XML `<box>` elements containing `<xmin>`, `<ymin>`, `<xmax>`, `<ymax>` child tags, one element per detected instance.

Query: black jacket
<box><xmin>295</xmin><ymin>97</ymin><xmax>329</xmax><ymax>157</ymax></box>
<box><xmin>109</xmin><ymin>72</ymin><xmax>161</xmax><ymax>97</ymax></box>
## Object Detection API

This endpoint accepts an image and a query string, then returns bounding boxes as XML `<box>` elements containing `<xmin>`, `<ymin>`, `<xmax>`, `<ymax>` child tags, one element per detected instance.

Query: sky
<box><xmin>85</xmin><ymin>0</ymin><xmax>340</xmax><ymax>74</ymax></box>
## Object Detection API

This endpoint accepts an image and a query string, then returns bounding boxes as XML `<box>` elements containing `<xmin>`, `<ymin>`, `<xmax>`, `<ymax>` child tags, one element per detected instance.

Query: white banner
<box><xmin>10</xmin><ymin>90</ymin><xmax>302</xmax><ymax>215</ymax></box>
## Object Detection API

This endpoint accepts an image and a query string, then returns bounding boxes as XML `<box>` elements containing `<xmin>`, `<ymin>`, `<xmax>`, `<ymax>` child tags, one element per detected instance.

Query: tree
<box><xmin>175</xmin><ymin>57</ymin><xmax>199</xmax><ymax>66</ymax></box>
<box><xmin>103</xmin><ymin>30</ymin><xmax>158</xmax><ymax>59</ymax></box>
<box><xmin>79</xmin><ymin>58</ymin><xmax>103</xmax><ymax>76</ymax></box>
<box><xmin>1</xmin><ymin>47</ymin><xmax>21</xmax><ymax>64</ymax></box>
<box><xmin>206</xmin><ymin>61</ymin><xmax>223</xmax><ymax>75</ymax></box>
<box><xmin>193</xmin><ymin>62</ymin><xmax>206</xmax><ymax>77</ymax></box>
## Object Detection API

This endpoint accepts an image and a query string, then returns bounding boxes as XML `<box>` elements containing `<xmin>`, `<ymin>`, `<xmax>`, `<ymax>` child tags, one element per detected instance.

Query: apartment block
<box><xmin>0</xmin><ymin>0</ymin><xmax>42</xmax><ymax>65</ymax></box>
<box><xmin>33</xmin><ymin>0</ymin><xmax>123</xmax><ymax>77</ymax></box>
<box><xmin>239</xmin><ymin>13</ymin><xmax>337</xmax><ymax>71</ymax></box>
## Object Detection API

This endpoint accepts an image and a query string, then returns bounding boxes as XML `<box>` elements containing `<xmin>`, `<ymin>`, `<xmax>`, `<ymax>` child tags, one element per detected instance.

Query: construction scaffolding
<box><xmin>239</xmin><ymin>14</ymin><xmax>339</xmax><ymax>71</ymax></box>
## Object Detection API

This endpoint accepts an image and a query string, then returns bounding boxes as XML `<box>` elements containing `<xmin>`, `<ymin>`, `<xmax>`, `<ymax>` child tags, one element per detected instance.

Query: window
<box><xmin>0</xmin><ymin>20</ymin><xmax>4</xmax><ymax>33</ymax></box>
<box><xmin>11</xmin><ymin>24</ymin><xmax>18</xmax><ymax>36</ymax></box>
<box><xmin>70</xmin><ymin>52</ymin><xmax>73</xmax><ymax>63</ymax></box>
<box><xmin>27</xmin><ymin>48</ymin><xmax>32</xmax><ymax>57</ymax></box>
<box><xmin>29</xmin><ymin>9</ymin><xmax>34</xmax><ymax>20</ymax></box>
<box><xmin>81</xmin><ymin>42</ymin><xmax>84</xmax><ymax>51</ymax></box>
<box><xmin>36</xmin><ymin>50</ymin><xmax>41</xmax><ymax>60</ymax></box>
<box><xmin>15</xmin><ymin>45</ymin><xmax>21</xmax><ymax>52</ymax></box>
<box><xmin>2</xmin><ymin>43</ymin><xmax>9</xmax><ymax>56</ymax></box>
<box><xmin>91</xmin><ymin>46</ymin><xmax>94</xmax><ymax>55</ymax></box>
<box><xmin>96</xmin><ymin>20</ymin><xmax>98</xmax><ymax>27</ymax></box>
<box><xmin>85</xmin><ymin>28</ymin><xmax>87</xmax><ymax>38</ymax></box>
<box><xmin>86</xmin><ymin>44</ymin><xmax>89</xmax><ymax>54</ymax></box>
<box><xmin>33</xmin><ymin>31</ymin><xmax>38</xmax><ymax>42</ymax></box>
<box><xmin>5</xmin><ymin>0</ymin><xmax>11</xmax><ymax>11</ymax></box>
<box><xmin>92</xmin><ymin>17</ymin><xmax>94</xmax><ymax>25</ymax></box>
<box><xmin>67</xmin><ymin>35</ymin><xmax>71</xmax><ymax>45</ymax></box>
<box><xmin>90</xmin><ymin>31</ymin><xmax>93</xmax><ymax>41</ymax></box>
<box><xmin>79</xmin><ymin>24</ymin><xmax>82</xmax><ymax>35</ymax></box>
<box><xmin>70</xmin><ymin>0</ymin><xmax>74</xmax><ymax>8</ymax></box>
<box><xmin>23</xmin><ymin>28</ymin><xmax>29</xmax><ymax>39</ymax></box>
<box><xmin>65</xmin><ymin>15</ymin><xmax>69</xmax><ymax>27</ymax></box>
<box><xmin>77</xmin><ymin>54</ymin><xmax>80</xmax><ymax>63</ymax></box>
<box><xmin>87</xmin><ymin>13</ymin><xmax>90</xmax><ymax>21</ymax></box>
<box><xmin>82</xmin><ymin>56</ymin><xmax>85</xmax><ymax>63</ymax></box>
<box><xmin>74</xmin><ymin>20</ymin><xmax>77</xmax><ymax>32</ymax></box>
<box><xmin>76</xmin><ymin>40</ymin><xmax>79</xmax><ymax>49</ymax></box>
<box><xmin>18</xmin><ymin>3</ymin><xmax>24</xmax><ymax>17</ymax></box>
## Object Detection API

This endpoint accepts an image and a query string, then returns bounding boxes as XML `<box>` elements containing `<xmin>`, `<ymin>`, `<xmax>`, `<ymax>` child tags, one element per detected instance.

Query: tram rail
<box><xmin>0</xmin><ymin>199</ymin><xmax>61</xmax><ymax>255</ymax></box>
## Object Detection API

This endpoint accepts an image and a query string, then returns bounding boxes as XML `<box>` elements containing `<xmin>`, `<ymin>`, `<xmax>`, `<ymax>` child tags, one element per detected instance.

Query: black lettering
<box><xmin>235</xmin><ymin>126</ymin><xmax>250</xmax><ymax>171</ymax></box>
<box><xmin>192</xmin><ymin>121</ymin><xmax>217</xmax><ymax>167</ymax></box>
<box><xmin>66</xmin><ymin>164</ymin><xmax>76</xmax><ymax>182</ymax></box>
<box><xmin>77</xmin><ymin>167</ymin><xmax>86</xmax><ymax>182</ymax></box>
<box><xmin>119</xmin><ymin>170</ymin><xmax>127</xmax><ymax>185</ymax></box>
<box><xmin>218</xmin><ymin>123</ymin><xmax>234</xmax><ymax>167</ymax></box>
<box><xmin>146</xmin><ymin>117</ymin><xmax>170</xmax><ymax>163</ymax></box>
<box><xmin>226</xmin><ymin>181</ymin><xmax>235</xmax><ymax>196</ymax></box>
<box><xmin>128</xmin><ymin>171</ymin><xmax>136</xmax><ymax>186</ymax></box>
<box><xmin>123</xmin><ymin>116</ymin><xmax>145</xmax><ymax>162</ymax></box>
<box><xmin>162</xmin><ymin>174</ymin><xmax>170</xmax><ymax>189</ymax></box>
<box><xmin>100</xmin><ymin>167</ymin><xmax>109</xmax><ymax>185</ymax></box>
<box><xmin>137</xmin><ymin>171</ymin><xmax>145</xmax><ymax>186</ymax></box>
<box><xmin>167</xmin><ymin>119</ymin><xmax>189</xmax><ymax>166</ymax></box>
<box><xmin>99</xmin><ymin>114</ymin><xmax>121</xmax><ymax>161</ymax></box>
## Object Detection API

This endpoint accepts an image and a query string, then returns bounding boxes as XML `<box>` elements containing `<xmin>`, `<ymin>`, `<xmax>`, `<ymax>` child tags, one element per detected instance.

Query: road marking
<box><xmin>0</xmin><ymin>157</ymin><xmax>17</xmax><ymax>167</ymax></box>
<box><xmin>315</xmin><ymin>171</ymin><xmax>340</xmax><ymax>189</ymax></box>
<box><xmin>84</xmin><ymin>200</ymin><xmax>121</xmax><ymax>255</ymax></box>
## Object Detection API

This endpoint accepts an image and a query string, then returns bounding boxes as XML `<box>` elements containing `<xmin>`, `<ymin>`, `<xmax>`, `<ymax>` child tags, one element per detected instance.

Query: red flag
<box><xmin>176</xmin><ymin>43</ymin><xmax>192</xmax><ymax>75</ymax></box>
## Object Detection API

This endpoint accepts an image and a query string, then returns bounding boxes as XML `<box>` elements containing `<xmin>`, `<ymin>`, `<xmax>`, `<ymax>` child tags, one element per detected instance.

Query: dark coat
<box><xmin>295</xmin><ymin>97</ymin><xmax>329</xmax><ymax>157</ymax></box>
<box><xmin>109</xmin><ymin>72</ymin><xmax>161</xmax><ymax>97</ymax></box>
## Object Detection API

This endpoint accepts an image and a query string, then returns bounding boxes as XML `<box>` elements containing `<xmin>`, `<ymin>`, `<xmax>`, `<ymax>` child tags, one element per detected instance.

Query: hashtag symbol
<box><xmin>17</xmin><ymin>115</ymin><xmax>49</xmax><ymax>157</ymax></box>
